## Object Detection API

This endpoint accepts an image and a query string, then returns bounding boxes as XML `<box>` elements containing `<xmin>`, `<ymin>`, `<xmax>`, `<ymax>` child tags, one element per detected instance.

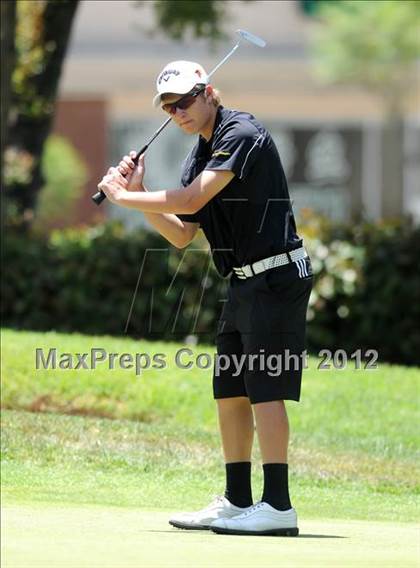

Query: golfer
<box><xmin>98</xmin><ymin>61</ymin><xmax>313</xmax><ymax>536</ymax></box>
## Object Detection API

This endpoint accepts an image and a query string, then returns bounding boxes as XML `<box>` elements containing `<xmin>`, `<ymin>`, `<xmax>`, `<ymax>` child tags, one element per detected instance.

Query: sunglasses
<box><xmin>162</xmin><ymin>86</ymin><xmax>205</xmax><ymax>115</ymax></box>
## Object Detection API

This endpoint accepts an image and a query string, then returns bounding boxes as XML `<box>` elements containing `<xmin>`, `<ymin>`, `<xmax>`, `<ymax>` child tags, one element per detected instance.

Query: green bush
<box><xmin>34</xmin><ymin>135</ymin><xmax>88</xmax><ymax>230</ymax></box>
<box><xmin>301</xmin><ymin>219</ymin><xmax>420</xmax><ymax>364</ymax></box>
<box><xmin>345</xmin><ymin>223</ymin><xmax>420</xmax><ymax>365</ymax></box>
<box><xmin>2</xmin><ymin>223</ymin><xmax>227</xmax><ymax>343</ymax></box>
<box><xmin>3</xmin><ymin>219</ymin><xmax>420</xmax><ymax>365</ymax></box>
<box><xmin>4</xmin><ymin>135</ymin><xmax>88</xmax><ymax>231</ymax></box>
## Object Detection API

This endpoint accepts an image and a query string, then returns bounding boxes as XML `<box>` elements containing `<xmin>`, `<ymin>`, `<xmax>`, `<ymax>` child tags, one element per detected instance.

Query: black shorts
<box><xmin>213</xmin><ymin>258</ymin><xmax>313</xmax><ymax>404</ymax></box>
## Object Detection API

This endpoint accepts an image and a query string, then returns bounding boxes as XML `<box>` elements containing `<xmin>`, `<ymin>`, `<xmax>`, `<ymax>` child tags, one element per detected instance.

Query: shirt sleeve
<box><xmin>176</xmin><ymin>153</ymin><xmax>201</xmax><ymax>224</ymax></box>
<box><xmin>177</xmin><ymin>212</ymin><xmax>200</xmax><ymax>223</ymax></box>
<box><xmin>205</xmin><ymin>120</ymin><xmax>264</xmax><ymax>180</ymax></box>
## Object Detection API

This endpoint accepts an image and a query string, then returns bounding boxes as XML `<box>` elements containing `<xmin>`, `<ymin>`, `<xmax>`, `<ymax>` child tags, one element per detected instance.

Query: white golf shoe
<box><xmin>210</xmin><ymin>501</ymin><xmax>299</xmax><ymax>536</ymax></box>
<box><xmin>169</xmin><ymin>495</ymin><xmax>252</xmax><ymax>530</ymax></box>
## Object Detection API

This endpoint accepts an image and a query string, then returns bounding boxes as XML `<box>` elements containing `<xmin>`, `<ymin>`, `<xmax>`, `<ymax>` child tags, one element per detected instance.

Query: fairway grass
<box><xmin>2</xmin><ymin>503</ymin><xmax>419</xmax><ymax>568</ymax></box>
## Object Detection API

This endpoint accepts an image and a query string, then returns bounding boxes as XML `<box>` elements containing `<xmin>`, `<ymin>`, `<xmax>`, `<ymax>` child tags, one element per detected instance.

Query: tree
<box><xmin>0</xmin><ymin>1</ymin><xmax>17</xmax><ymax>190</ymax></box>
<box><xmin>311</xmin><ymin>0</ymin><xmax>420</xmax><ymax>219</ymax></box>
<box><xmin>299</xmin><ymin>0</ymin><xmax>327</xmax><ymax>16</ymax></box>
<box><xmin>4</xmin><ymin>0</ymin><xmax>79</xmax><ymax>230</ymax></box>
<box><xmin>140</xmin><ymin>0</ymin><xmax>228</xmax><ymax>42</ymax></box>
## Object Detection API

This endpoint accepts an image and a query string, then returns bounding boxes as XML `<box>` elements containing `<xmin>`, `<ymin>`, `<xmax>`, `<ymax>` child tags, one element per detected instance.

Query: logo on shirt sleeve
<box><xmin>212</xmin><ymin>151</ymin><xmax>231</xmax><ymax>158</ymax></box>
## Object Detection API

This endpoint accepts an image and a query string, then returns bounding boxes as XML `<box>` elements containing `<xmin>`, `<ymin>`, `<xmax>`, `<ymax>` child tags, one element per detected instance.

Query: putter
<box><xmin>91</xmin><ymin>29</ymin><xmax>266</xmax><ymax>205</ymax></box>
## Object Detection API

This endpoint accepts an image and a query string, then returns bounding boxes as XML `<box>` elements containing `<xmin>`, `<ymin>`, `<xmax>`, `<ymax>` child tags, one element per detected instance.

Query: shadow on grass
<box><xmin>144</xmin><ymin>529</ymin><xmax>347</xmax><ymax>538</ymax></box>
<box><xmin>298</xmin><ymin>534</ymin><xmax>347</xmax><ymax>539</ymax></box>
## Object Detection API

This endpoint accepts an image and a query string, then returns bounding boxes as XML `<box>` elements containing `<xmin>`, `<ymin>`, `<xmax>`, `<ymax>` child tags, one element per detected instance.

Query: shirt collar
<box><xmin>198</xmin><ymin>105</ymin><xmax>227</xmax><ymax>149</ymax></box>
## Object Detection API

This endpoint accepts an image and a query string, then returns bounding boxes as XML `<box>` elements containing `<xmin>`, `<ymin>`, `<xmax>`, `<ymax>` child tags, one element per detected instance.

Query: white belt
<box><xmin>233</xmin><ymin>247</ymin><xmax>307</xmax><ymax>280</ymax></box>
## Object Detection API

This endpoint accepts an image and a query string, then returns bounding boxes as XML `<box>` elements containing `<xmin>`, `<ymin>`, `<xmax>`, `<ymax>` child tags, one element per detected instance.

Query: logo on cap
<box><xmin>158</xmin><ymin>69</ymin><xmax>181</xmax><ymax>85</ymax></box>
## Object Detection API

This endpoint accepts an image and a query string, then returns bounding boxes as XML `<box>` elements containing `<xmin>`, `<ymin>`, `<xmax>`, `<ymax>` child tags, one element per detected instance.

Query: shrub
<box><xmin>33</xmin><ymin>135</ymin><xmax>88</xmax><ymax>231</ymax></box>
<box><xmin>300</xmin><ymin>215</ymin><xmax>420</xmax><ymax>365</ymax></box>
<box><xmin>2</xmin><ymin>223</ymin><xmax>226</xmax><ymax>343</ymax></box>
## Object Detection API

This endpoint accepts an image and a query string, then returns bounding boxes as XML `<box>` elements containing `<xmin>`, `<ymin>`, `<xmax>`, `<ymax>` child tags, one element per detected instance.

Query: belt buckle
<box><xmin>233</xmin><ymin>265</ymin><xmax>253</xmax><ymax>279</ymax></box>
<box><xmin>233</xmin><ymin>267</ymin><xmax>246</xmax><ymax>279</ymax></box>
<box><xmin>241</xmin><ymin>265</ymin><xmax>253</xmax><ymax>278</ymax></box>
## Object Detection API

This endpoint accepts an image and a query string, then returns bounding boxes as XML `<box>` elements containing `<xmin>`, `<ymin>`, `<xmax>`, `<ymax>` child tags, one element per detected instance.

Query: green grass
<box><xmin>1</xmin><ymin>328</ymin><xmax>420</xmax><ymax>523</ymax></box>
<box><xmin>3</xmin><ymin>505</ymin><xmax>419</xmax><ymax>568</ymax></box>
<box><xmin>2</xmin><ymin>503</ymin><xmax>418</xmax><ymax>568</ymax></box>
<box><xmin>2</xmin><ymin>329</ymin><xmax>217</xmax><ymax>425</ymax></box>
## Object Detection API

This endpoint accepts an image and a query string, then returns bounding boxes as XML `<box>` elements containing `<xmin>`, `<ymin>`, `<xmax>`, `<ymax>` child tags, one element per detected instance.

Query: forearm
<box><xmin>118</xmin><ymin>185</ymin><xmax>193</xmax><ymax>214</ymax></box>
<box><xmin>143</xmin><ymin>211</ymin><xmax>193</xmax><ymax>248</ymax></box>
<box><xmin>129</xmin><ymin>184</ymin><xmax>195</xmax><ymax>248</ymax></box>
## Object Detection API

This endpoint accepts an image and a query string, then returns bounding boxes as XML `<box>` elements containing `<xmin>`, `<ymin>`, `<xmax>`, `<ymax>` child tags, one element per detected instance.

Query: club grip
<box><xmin>91</xmin><ymin>145</ymin><xmax>148</xmax><ymax>206</ymax></box>
<box><xmin>91</xmin><ymin>189</ymin><xmax>107</xmax><ymax>205</ymax></box>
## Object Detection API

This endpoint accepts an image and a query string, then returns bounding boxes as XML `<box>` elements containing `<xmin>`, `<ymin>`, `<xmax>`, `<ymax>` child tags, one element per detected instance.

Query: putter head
<box><xmin>236</xmin><ymin>29</ymin><xmax>266</xmax><ymax>48</ymax></box>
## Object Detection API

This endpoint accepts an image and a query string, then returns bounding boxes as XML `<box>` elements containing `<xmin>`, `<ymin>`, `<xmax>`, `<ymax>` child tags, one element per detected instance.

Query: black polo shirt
<box><xmin>177</xmin><ymin>106</ymin><xmax>302</xmax><ymax>277</ymax></box>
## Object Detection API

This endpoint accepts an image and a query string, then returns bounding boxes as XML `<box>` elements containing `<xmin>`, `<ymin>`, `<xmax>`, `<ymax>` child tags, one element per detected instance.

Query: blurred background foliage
<box><xmin>4</xmin><ymin>134</ymin><xmax>87</xmax><ymax>232</ymax></box>
<box><xmin>137</xmin><ymin>0</ymin><xmax>229</xmax><ymax>42</ymax></box>
<box><xmin>34</xmin><ymin>135</ymin><xmax>88</xmax><ymax>231</ymax></box>
<box><xmin>313</xmin><ymin>0</ymin><xmax>420</xmax><ymax>105</ymax></box>
<box><xmin>3</xmin><ymin>214</ymin><xmax>419</xmax><ymax>365</ymax></box>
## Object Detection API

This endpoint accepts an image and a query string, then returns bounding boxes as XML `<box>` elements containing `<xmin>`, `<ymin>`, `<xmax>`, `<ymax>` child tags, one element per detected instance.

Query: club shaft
<box><xmin>207</xmin><ymin>42</ymin><xmax>240</xmax><ymax>79</ymax></box>
<box><xmin>141</xmin><ymin>117</ymin><xmax>172</xmax><ymax>153</ymax></box>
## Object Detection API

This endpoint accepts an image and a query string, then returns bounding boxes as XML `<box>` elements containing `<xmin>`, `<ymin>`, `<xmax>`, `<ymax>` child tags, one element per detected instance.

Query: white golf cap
<box><xmin>153</xmin><ymin>60</ymin><xmax>208</xmax><ymax>107</ymax></box>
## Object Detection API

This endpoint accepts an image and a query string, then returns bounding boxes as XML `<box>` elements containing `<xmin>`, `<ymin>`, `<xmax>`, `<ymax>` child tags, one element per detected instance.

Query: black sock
<box><xmin>261</xmin><ymin>463</ymin><xmax>292</xmax><ymax>511</ymax></box>
<box><xmin>224</xmin><ymin>461</ymin><xmax>253</xmax><ymax>508</ymax></box>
